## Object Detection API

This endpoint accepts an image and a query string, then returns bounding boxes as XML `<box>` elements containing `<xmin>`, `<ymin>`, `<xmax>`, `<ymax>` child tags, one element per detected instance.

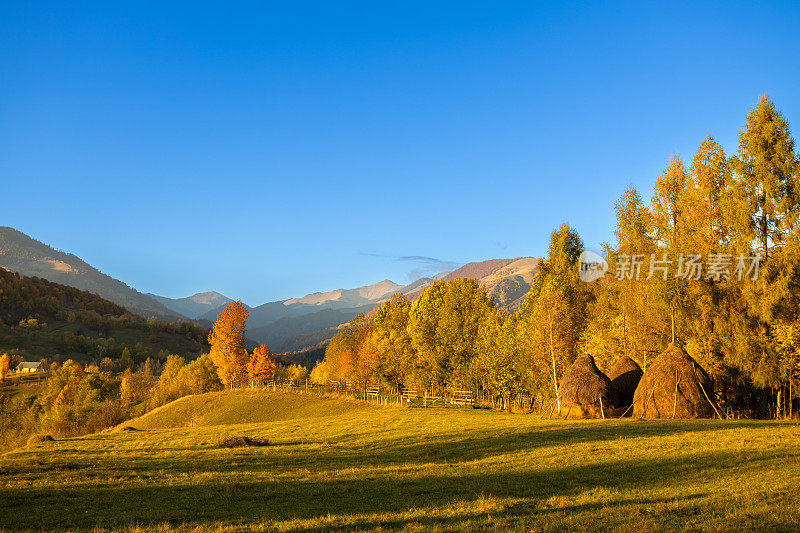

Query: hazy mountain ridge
<box><xmin>1</xmin><ymin>227</ymin><xmax>536</xmax><ymax>353</ymax></box>
<box><xmin>0</xmin><ymin>227</ymin><xmax>184</xmax><ymax>321</ymax></box>
<box><xmin>248</xmin><ymin>304</ymin><xmax>376</xmax><ymax>352</ymax></box>
<box><xmin>240</xmin><ymin>279</ymin><xmax>434</xmax><ymax>350</ymax></box>
<box><xmin>149</xmin><ymin>291</ymin><xmax>234</xmax><ymax>319</ymax></box>
<box><xmin>282</xmin><ymin>279</ymin><xmax>403</xmax><ymax>308</ymax></box>
<box><xmin>244</xmin><ymin>259</ymin><xmax>538</xmax><ymax>351</ymax></box>
<box><xmin>442</xmin><ymin>256</ymin><xmax>538</xmax><ymax>310</ymax></box>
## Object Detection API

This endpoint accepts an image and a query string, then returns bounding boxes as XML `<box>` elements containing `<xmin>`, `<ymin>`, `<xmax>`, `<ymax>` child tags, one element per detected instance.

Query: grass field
<box><xmin>1</xmin><ymin>391</ymin><xmax>800</xmax><ymax>532</ymax></box>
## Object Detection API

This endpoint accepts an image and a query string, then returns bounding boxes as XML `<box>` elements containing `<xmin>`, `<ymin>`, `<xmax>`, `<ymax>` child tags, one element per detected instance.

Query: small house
<box><xmin>17</xmin><ymin>361</ymin><xmax>43</xmax><ymax>373</ymax></box>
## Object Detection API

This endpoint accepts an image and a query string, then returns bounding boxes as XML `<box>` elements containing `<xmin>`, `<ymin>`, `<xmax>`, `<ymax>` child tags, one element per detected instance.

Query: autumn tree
<box><xmin>686</xmin><ymin>135</ymin><xmax>733</xmax><ymax>255</ymax></box>
<box><xmin>175</xmin><ymin>353</ymin><xmax>223</xmax><ymax>394</ymax></box>
<box><xmin>584</xmin><ymin>187</ymin><xmax>663</xmax><ymax>370</ymax></box>
<box><xmin>475</xmin><ymin>312</ymin><xmax>523</xmax><ymax>410</ymax></box>
<box><xmin>208</xmin><ymin>301</ymin><xmax>249</xmax><ymax>389</ymax></box>
<box><xmin>408</xmin><ymin>279</ymin><xmax>495</xmax><ymax>393</ymax></box>
<box><xmin>150</xmin><ymin>354</ymin><xmax>186</xmax><ymax>407</ymax></box>
<box><xmin>248</xmin><ymin>344</ymin><xmax>276</xmax><ymax>386</ymax></box>
<box><xmin>119</xmin><ymin>368</ymin><xmax>149</xmax><ymax>405</ymax></box>
<box><xmin>519</xmin><ymin>224</ymin><xmax>590</xmax><ymax>408</ymax></box>
<box><xmin>730</xmin><ymin>97</ymin><xmax>800</xmax><ymax>415</ymax></box>
<box><xmin>287</xmin><ymin>364</ymin><xmax>310</xmax><ymax>385</ymax></box>
<box><xmin>0</xmin><ymin>353</ymin><xmax>9</xmax><ymax>382</ymax></box>
<box><xmin>651</xmin><ymin>155</ymin><xmax>690</xmax><ymax>250</ymax></box>
<box><xmin>730</xmin><ymin>95</ymin><xmax>799</xmax><ymax>261</ymax></box>
<box><xmin>371</xmin><ymin>293</ymin><xmax>414</xmax><ymax>390</ymax></box>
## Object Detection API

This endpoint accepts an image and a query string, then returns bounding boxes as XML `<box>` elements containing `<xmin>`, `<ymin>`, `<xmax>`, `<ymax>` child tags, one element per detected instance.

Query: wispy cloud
<box><xmin>362</xmin><ymin>253</ymin><xmax>461</xmax><ymax>281</ymax></box>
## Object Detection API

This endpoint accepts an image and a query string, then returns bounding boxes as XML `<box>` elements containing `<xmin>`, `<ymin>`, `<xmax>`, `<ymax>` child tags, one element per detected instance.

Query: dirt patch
<box><xmin>216</xmin><ymin>436</ymin><xmax>270</xmax><ymax>448</ymax></box>
<box><xmin>27</xmin><ymin>434</ymin><xmax>55</xmax><ymax>446</ymax></box>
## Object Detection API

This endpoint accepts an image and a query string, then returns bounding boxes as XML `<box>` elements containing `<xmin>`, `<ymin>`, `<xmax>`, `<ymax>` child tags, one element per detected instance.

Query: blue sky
<box><xmin>2</xmin><ymin>2</ymin><xmax>799</xmax><ymax>305</ymax></box>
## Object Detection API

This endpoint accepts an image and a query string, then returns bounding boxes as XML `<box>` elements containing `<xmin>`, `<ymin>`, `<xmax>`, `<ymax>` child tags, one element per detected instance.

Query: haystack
<box><xmin>557</xmin><ymin>354</ymin><xmax>613</xmax><ymax>419</ymax></box>
<box><xmin>609</xmin><ymin>356</ymin><xmax>643</xmax><ymax>408</ymax></box>
<box><xmin>632</xmin><ymin>344</ymin><xmax>715</xmax><ymax>419</ymax></box>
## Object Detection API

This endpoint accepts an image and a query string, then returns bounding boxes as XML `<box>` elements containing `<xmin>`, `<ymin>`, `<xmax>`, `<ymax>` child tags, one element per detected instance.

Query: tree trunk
<box><xmin>761</xmin><ymin>204</ymin><xmax>768</xmax><ymax>262</ymax></box>
<box><xmin>671</xmin><ymin>310</ymin><xmax>675</xmax><ymax>344</ymax></box>
<box><xmin>550</xmin><ymin>322</ymin><xmax>559</xmax><ymax>413</ymax></box>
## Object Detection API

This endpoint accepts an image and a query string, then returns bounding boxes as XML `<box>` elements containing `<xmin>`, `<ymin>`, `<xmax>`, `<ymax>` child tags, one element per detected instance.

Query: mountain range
<box><xmin>0</xmin><ymin>227</ymin><xmax>538</xmax><ymax>354</ymax></box>
<box><xmin>148</xmin><ymin>291</ymin><xmax>234</xmax><ymax>320</ymax></box>
<box><xmin>0</xmin><ymin>227</ymin><xmax>183</xmax><ymax>321</ymax></box>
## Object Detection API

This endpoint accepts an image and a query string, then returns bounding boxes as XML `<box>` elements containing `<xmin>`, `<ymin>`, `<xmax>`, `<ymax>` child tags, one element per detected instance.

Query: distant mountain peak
<box><xmin>443</xmin><ymin>257</ymin><xmax>538</xmax><ymax>311</ymax></box>
<box><xmin>187</xmin><ymin>291</ymin><xmax>231</xmax><ymax>305</ymax></box>
<box><xmin>282</xmin><ymin>279</ymin><xmax>402</xmax><ymax>307</ymax></box>
<box><xmin>148</xmin><ymin>290</ymin><xmax>234</xmax><ymax>320</ymax></box>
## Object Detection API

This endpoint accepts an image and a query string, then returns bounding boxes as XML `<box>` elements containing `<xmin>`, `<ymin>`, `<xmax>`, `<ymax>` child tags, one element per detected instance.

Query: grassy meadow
<box><xmin>1</xmin><ymin>391</ymin><xmax>799</xmax><ymax>532</ymax></box>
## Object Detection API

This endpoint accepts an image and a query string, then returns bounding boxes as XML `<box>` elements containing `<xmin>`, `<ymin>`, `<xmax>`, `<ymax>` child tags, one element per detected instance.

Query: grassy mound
<box><xmin>127</xmin><ymin>390</ymin><xmax>374</xmax><ymax>429</ymax></box>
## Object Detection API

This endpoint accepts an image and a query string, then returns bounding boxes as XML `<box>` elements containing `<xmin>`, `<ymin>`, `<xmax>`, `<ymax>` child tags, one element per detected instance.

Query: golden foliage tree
<box><xmin>730</xmin><ymin>95</ymin><xmax>799</xmax><ymax>261</ymax></box>
<box><xmin>519</xmin><ymin>224</ymin><xmax>590</xmax><ymax>408</ymax></box>
<box><xmin>0</xmin><ymin>353</ymin><xmax>9</xmax><ymax>382</ymax></box>
<box><xmin>208</xmin><ymin>301</ymin><xmax>249</xmax><ymax>389</ymax></box>
<box><xmin>119</xmin><ymin>368</ymin><xmax>149</xmax><ymax>405</ymax></box>
<box><xmin>371</xmin><ymin>293</ymin><xmax>413</xmax><ymax>389</ymax></box>
<box><xmin>408</xmin><ymin>279</ymin><xmax>495</xmax><ymax>392</ymax></box>
<box><xmin>248</xmin><ymin>344</ymin><xmax>276</xmax><ymax>386</ymax></box>
<box><xmin>651</xmin><ymin>155</ymin><xmax>690</xmax><ymax>250</ymax></box>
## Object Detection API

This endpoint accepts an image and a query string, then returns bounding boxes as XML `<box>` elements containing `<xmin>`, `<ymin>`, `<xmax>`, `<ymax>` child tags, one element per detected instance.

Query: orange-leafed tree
<box><xmin>208</xmin><ymin>301</ymin><xmax>249</xmax><ymax>389</ymax></box>
<box><xmin>248</xmin><ymin>344</ymin><xmax>276</xmax><ymax>386</ymax></box>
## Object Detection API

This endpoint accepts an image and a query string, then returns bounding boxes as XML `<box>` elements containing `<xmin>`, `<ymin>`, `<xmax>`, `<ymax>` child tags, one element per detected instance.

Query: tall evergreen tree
<box><xmin>729</xmin><ymin>96</ymin><xmax>800</xmax><ymax>415</ymax></box>
<box><xmin>730</xmin><ymin>95</ymin><xmax>799</xmax><ymax>261</ymax></box>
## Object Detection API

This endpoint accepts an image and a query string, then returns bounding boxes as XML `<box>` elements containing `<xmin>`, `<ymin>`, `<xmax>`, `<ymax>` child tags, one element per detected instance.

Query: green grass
<box><xmin>1</xmin><ymin>391</ymin><xmax>799</xmax><ymax>532</ymax></box>
<box><xmin>128</xmin><ymin>390</ymin><xmax>375</xmax><ymax>429</ymax></box>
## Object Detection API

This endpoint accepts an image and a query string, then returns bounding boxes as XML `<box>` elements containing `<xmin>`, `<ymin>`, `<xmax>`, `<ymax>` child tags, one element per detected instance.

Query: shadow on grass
<box><xmin>1</xmin><ymin>419</ymin><xmax>786</xmax><ymax>483</ymax></box>
<box><xmin>0</xmin><ymin>443</ymin><xmax>790</xmax><ymax>531</ymax></box>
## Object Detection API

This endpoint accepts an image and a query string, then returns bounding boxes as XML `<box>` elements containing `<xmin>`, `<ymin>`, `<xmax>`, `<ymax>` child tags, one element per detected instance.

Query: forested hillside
<box><xmin>0</xmin><ymin>227</ymin><xmax>183</xmax><ymax>320</ymax></box>
<box><xmin>0</xmin><ymin>267</ymin><xmax>208</xmax><ymax>366</ymax></box>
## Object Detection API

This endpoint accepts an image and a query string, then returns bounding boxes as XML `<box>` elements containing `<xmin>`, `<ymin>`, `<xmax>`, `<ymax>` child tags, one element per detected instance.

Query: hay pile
<box><xmin>632</xmin><ymin>344</ymin><xmax>715</xmax><ymax>419</ymax></box>
<box><xmin>27</xmin><ymin>434</ymin><xmax>55</xmax><ymax>446</ymax></box>
<box><xmin>557</xmin><ymin>354</ymin><xmax>613</xmax><ymax>419</ymax></box>
<box><xmin>609</xmin><ymin>356</ymin><xmax>643</xmax><ymax>408</ymax></box>
<box><xmin>216</xmin><ymin>435</ymin><xmax>270</xmax><ymax>448</ymax></box>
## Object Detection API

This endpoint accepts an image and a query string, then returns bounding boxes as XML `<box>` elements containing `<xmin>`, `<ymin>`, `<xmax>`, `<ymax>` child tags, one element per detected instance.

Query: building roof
<box><xmin>17</xmin><ymin>361</ymin><xmax>43</xmax><ymax>370</ymax></box>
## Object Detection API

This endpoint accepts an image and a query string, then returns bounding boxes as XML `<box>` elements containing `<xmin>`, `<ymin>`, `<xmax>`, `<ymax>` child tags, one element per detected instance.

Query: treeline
<box><xmin>0</xmin><ymin>268</ymin><xmax>209</xmax><ymax>363</ymax></box>
<box><xmin>0</xmin><ymin>351</ymin><xmax>308</xmax><ymax>449</ymax></box>
<box><xmin>0</xmin><ymin>355</ymin><xmax>219</xmax><ymax>448</ymax></box>
<box><xmin>312</xmin><ymin>96</ymin><xmax>800</xmax><ymax>418</ymax></box>
<box><xmin>0</xmin><ymin>305</ymin><xmax>312</xmax><ymax>448</ymax></box>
